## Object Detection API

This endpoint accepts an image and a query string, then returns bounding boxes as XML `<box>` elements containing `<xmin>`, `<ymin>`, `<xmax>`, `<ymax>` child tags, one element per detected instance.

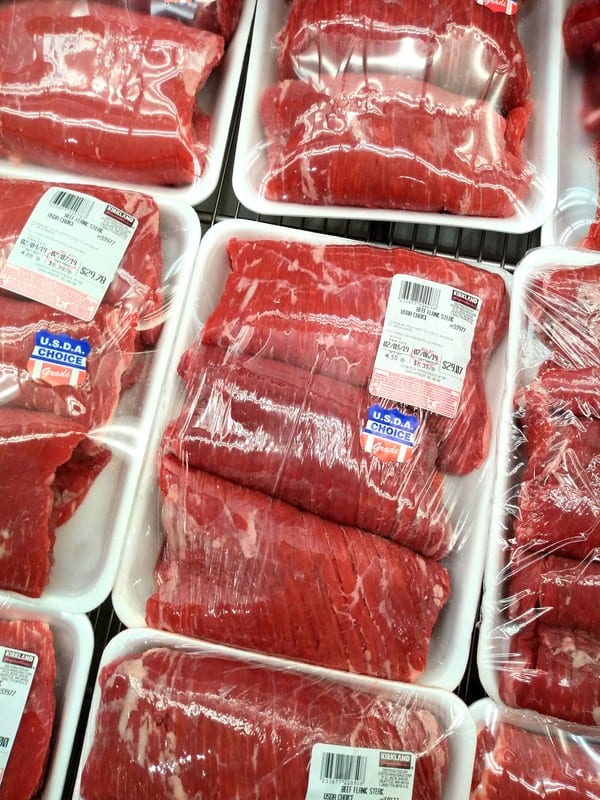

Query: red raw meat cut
<box><xmin>201</xmin><ymin>238</ymin><xmax>509</xmax><ymax>474</ymax></box>
<box><xmin>512</xmin><ymin>406</ymin><xmax>600</xmax><ymax>560</ymax></box>
<box><xmin>0</xmin><ymin>179</ymin><xmax>164</xmax><ymax>345</ymax></box>
<box><xmin>106</xmin><ymin>0</ymin><xmax>242</xmax><ymax>41</ymax></box>
<box><xmin>0</xmin><ymin>296</ymin><xmax>138</xmax><ymax>431</ymax></box>
<box><xmin>260</xmin><ymin>74</ymin><xmax>532</xmax><ymax>215</ymax></box>
<box><xmin>581</xmin><ymin>58</ymin><xmax>600</xmax><ymax>134</ymax></box>
<box><xmin>0</xmin><ymin>408</ymin><xmax>86</xmax><ymax>596</ymax></box>
<box><xmin>507</xmin><ymin>552</ymin><xmax>600</xmax><ymax>636</ymax></box>
<box><xmin>166</xmin><ymin>344</ymin><xmax>452</xmax><ymax>559</ymax></box>
<box><xmin>527</xmin><ymin>263</ymin><xmax>600</xmax><ymax>369</ymax></box>
<box><xmin>516</xmin><ymin>362</ymin><xmax>600</xmax><ymax>417</ymax></box>
<box><xmin>499</xmin><ymin>624</ymin><xmax>600</xmax><ymax>727</ymax></box>
<box><xmin>0</xmin><ymin>1</ymin><xmax>224</xmax><ymax>185</ymax></box>
<box><xmin>51</xmin><ymin>438</ymin><xmax>112</xmax><ymax>529</ymax></box>
<box><xmin>80</xmin><ymin>648</ymin><xmax>449</xmax><ymax>800</ymax></box>
<box><xmin>472</xmin><ymin>720</ymin><xmax>600</xmax><ymax>799</ymax></box>
<box><xmin>146</xmin><ymin>455</ymin><xmax>450</xmax><ymax>681</ymax></box>
<box><xmin>0</xmin><ymin>620</ymin><xmax>56</xmax><ymax>800</ymax></box>
<box><xmin>563</xmin><ymin>0</ymin><xmax>600</xmax><ymax>61</ymax></box>
<box><xmin>277</xmin><ymin>0</ymin><xmax>531</xmax><ymax>114</ymax></box>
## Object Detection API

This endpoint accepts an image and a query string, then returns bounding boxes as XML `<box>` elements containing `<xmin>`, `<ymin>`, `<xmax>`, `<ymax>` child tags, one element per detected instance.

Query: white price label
<box><xmin>0</xmin><ymin>187</ymin><xmax>138</xmax><ymax>321</ymax></box>
<box><xmin>369</xmin><ymin>275</ymin><xmax>481</xmax><ymax>418</ymax></box>
<box><xmin>305</xmin><ymin>744</ymin><xmax>416</xmax><ymax>800</ymax></box>
<box><xmin>0</xmin><ymin>646</ymin><xmax>38</xmax><ymax>785</ymax></box>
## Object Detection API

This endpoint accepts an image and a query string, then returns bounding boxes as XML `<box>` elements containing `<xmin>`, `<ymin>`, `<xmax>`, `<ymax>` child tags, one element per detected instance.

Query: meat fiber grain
<box><xmin>0</xmin><ymin>1</ymin><xmax>224</xmax><ymax>185</ymax></box>
<box><xmin>80</xmin><ymin>648</ymin><xmax>449</xmax><ymax>800</ymax></box>
<box><xmin>146</xmin><ymin>455</ymin><xmax>450</xmax><ymax>682</ymax></box>
<box><xmin>0</xmin><ymin>620</ymin><xmax>56</xmax><ymax>800</ymax></box>
<box><xmin>277</xmin><ymin>0</ymin><xmax>531</xmax><ymax>114</ymax></box>
<box><xmin>166</xmin><ymin>345</ymin><xmax>453</xmax><ymax>559</ymax></box>
<box><xmin>260</xmin><ymin>75</ymin><xmax>531</xmax><ymax>215</ymax></box>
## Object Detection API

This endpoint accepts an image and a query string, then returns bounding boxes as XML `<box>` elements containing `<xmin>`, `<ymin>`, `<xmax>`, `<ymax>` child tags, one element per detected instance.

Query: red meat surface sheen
<box><xmin>0</xmin><ymin>1</ymin><xmax>225</xmax><ymax>185</ymax></box>
<box><xmin>80</xmin><ymin>649</ymin><xmax>449</xmax><ymax>800</ymax></box>
<box><xmin>201</xmin><ymin>238</ymin><xmax>509</xmax><ymax>475</ymax></box>
<box><xmin>563</xmin><ymin>0</ymin><xmax>600</xmax><ymax>61</ymax></box>
<box><xmin>146</xmin><ymin>455</ymin><xmax>451</xmax><ymax>682</ymax></box>
<box><xmin>472</xmin><ymin>721</ymin><xmax>600</xmax><ymax>799</ymax></box>
<box><xmin>0</xmin><ymin>408</ymin><xmax>86</xmax><ymax>596</ymax></box>
<box><xmin>260</xmin><ymin>74</ymin><xmax>532</xmax><ymax>216</ymax></box>
<box><xmin>166</xmin><ymin>344</ymin><xmax>453</xmax><ymax>559</ymax></box>
<box><xmin>0</xmin><ymin>620</ymin><xmax>56</xmax><ymax>800</ymax></box>
<box><xmin>277</xmin><ymin>0</ymin><xmax>531</xmax><ymax>114</ymax></box>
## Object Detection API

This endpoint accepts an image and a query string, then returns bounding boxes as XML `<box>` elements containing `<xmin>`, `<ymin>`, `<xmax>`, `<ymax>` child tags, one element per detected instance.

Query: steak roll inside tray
<box><xmin>233</xmin><ymin>0</ymin><xmax>563</xmax><ymax>232</ymax></box>
<box><xmin>0</xmin><ymin>178</ymin><xmax>201</xmax><ymax>612</ymax></box>
<box><xmin>478</xmin><ymin>245</ymin><xmax>600</xmax><ymax>729</ymax></box>
<box><xmin>0</xmin><ymin>0</ymin><xmax>255</xmax><ymax>206</ymax></box>
<box><xmin>112</xmin><ymin>218</ymin><xmax>511</xmax><ymax>691</ymax></box>
<box><xmin>72</xmin><ymin>627</ymin><xmax>476</xmax><ymax>800</ymax></box>
<box><xmin>0</xmin><ymin>597</ymin><xmax>92</xmax><ymax>800</ymax></box>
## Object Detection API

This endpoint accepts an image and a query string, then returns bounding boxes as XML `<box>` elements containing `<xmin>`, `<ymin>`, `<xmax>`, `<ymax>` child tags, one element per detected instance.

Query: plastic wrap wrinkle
<box><xmin>146</xmin><ymin>455</ymin><xmax>451</xmax><ymax>681</ymax></box>
<box><xmin>277</xmin><ymin>0</ymin><xmax>531</xmax><ymax>114</ymax></box>
<box><xmin>0</xmin><ymin>1</ymin><xmax>225</xmax><ymax>185</ymax></box>
<box><xmin>259</xmin><ymin>73</ymin><xmax>532</xmax><ymax>215</ymax></box>
<box><xmin>79</xmin><ymin>647</ymin><xmax>450</xmax><ymax>800</ymax></box>
<box><xmin>0</xmin><ymin>619</ymin><xmax>56</xmax><ymax>800</ymax></box>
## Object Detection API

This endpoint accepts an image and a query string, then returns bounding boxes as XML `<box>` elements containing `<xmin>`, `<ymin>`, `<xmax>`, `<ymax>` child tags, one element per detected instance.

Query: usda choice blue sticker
<box><xmin>27</xmin><ymin>330</ymin><xmax>91</xmax><ymax>388</ymax></box>
<box><xmin>305</xmin><ymin>743</ymin><xmax>416</xmax><ymax>800</ymax></box>
<box><xmin>360</xmin><ymin>404</ymin><xmax>420</xmax><ymax>463</ymax></box>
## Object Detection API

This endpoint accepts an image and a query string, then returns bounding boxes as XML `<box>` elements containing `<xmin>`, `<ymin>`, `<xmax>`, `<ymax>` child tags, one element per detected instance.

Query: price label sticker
<box><xmin>0</xmin><ymin>187</ymin><xmax>138</xmax><ymax>321</ymax></box>
<box><xmin>0</xmin><ymin>646</ymin><xmax>38</xmax><ymax>786</ymax></box>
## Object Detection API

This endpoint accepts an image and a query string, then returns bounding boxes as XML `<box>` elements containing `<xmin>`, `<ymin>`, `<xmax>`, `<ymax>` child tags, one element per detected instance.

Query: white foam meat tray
<box><xmin>233</xmin><ymin>0</ymin><xmax>564</xmax><ymax>233</ymax></box>
<box><xmin>112</xmin><ymin>218</ymin><xmax>511</xmax><ymax>692</ymax></box>
<box><xmin>71</xmin><ymin>627</ymin><xmax>477</xmax><ymax>800</ymax></box>
<box><xmin>0</xmin><ymin>596</ymin><xmax>93</xmax><ymax>800</ymax></box>
<box><xmin>477</xmin><ymin>245</ymin><xmax>600</xmax><ymax>707</ymax></box>
<box><xmin>0</xmin><ymin>0</ymin><xmax>256</xmax><ymax>207</ymax></box>
<box><xmin>0</xmin><ymin>197</ymin><xmax>201</xmax><ymax>614</ymax></box>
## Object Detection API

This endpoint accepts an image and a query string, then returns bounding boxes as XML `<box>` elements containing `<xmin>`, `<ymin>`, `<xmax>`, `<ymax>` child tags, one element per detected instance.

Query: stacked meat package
<box><xmin>478</xmin><ymin>247</ymin><xmax>600</xmax><ymax>733</ymax></box>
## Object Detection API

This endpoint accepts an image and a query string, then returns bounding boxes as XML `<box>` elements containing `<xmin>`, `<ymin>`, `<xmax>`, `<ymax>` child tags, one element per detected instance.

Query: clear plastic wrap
<box><xmin>542</xmin><ymin>0</ymin><xmax>600</xmax><ymax>247</ymax></box>
<box><xmin>478</xmin><ymin>245</ymin><xmax>600</xmax><ymax>728</ymax></box>
<box><xmin>0</xmin><ymin>177</ymin><xmax>200</xmax><ymax>610</ymax></box>
<box><xmin>113</xmin><ymin>219</ymin><xmax>510</xmax><ymax>690</ymax></box>
<box><xmin>73</xmin><ymin>628</ymin><xmax>476</xmax><ymax>800</ymax></box>
<box><xmin>470</xmin><ymin>698</ymin><xmax>600</xmax><ymax>799</ymax></box>
<box><xmin>234</xmin><ymin>0</ymin><xmax>563</xmax><ymax>231</ymax></box>
<box><xmin>0</xmin><ymin>597</ymin><xmax>92</xmax><ymax>800</ymax></box>
<box><xmin>0</xmin><ymin>0</ymin><xmax>254</xmax><ymax>205</ymax></box>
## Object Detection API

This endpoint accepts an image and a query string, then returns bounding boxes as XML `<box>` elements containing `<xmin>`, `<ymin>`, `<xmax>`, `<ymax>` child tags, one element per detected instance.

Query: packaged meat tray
<box><xmin>541</xmin><ymin>0</ymin><xmax>600</xmax><ymax>248</ymax></box>
<box><xmin>0</xmin><ymin>179</ymin><xmax>201</xmax><ymax>613</ymax></box>
<box><xmin>0</xmin><ymin>596</ymin><xmax>93</xmax><ymax>800</ymax></box>
<box><xmin>477</xmin><ymin>245</ymin><xmax>600</xmax><ymax>728</ymax></box>
<box><xmin>71</xmin><ymin>627</ymin><xmax>477</xmax><ymax>800</ymax></box>
<box><xmin>112</xmin><ymin>218</ymin><xmax>511</xmax><ymax>691</ymax></box>
<box><xmin>0</xmin><ymin>0</ymin><xmax>255</xmax><ymax>206</ymax></box>
<box><xmin>232</xmin><ymin>0</ymin><xmax>563</xmax><ymax>233</ymax></box>
<box><xmin>470</xmin><ymin>697</ymin><xmax>600</xmax><ymax>799</ymax></box>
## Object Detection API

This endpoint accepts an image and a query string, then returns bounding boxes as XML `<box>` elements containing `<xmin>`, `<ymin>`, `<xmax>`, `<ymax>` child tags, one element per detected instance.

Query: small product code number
<box><xmin>0</xmin><ymin>736</ymin><xmax>9</xmax><ymax>748</ymax></box>
<box><xmin>0</xmin><ymin>689</ymin><xmax>15</xmax><ymax>697</ymax></box>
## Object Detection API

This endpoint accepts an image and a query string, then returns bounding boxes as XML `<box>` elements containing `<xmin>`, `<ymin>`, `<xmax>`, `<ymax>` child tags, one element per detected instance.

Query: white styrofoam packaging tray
<box><xmin>233</xmin><ymin>0</ymin><xmax>563</xmax><ymax>233</ymax></box>
<box><xmin>71</xmin><ymin>627</ymin><xmax>477</xmax><ymax>800</ymax></box>
<box><xmin>0</xmin><ymin>197</ymin><xmax>201</xmax><ymax>614</ymax></box>
<box><xmin>477</xmin><ymin>245</ymin><xmax>600</xmax><ymax>707</ymax></box>
<box><xmin>0</xmin><ymin>596</ymin><xmax>93</xmax><ymax>800</ymax></box>
<box><xmin>541</xmin><ymin>0</ymin><xmax>598</xmax><ymax>247</ymax></box>
<box><xmin>112</xmin><ymin>218</ymin><xmax>511</xmax><ymax>692</ymax></box>
<box><xmin>0</xmin><ymin>0</ymin><xmax>255</xmax><ymax>207</ymax></box>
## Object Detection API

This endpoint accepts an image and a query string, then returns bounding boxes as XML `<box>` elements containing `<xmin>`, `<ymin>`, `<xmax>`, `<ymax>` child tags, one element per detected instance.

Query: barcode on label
<box><xmin>50</xmin><ymin>190</ymin><xmax>94</xmax><ymax>219</ymax></box>
<box><xmin>320</xmin><ymin>751</ymin><xmax>367</xmax><ymax>783</ymax></box>
<box><xmin>398</xmin><ymin>279</ymin><xmax>441</xmax><ymax>309</ymax></box>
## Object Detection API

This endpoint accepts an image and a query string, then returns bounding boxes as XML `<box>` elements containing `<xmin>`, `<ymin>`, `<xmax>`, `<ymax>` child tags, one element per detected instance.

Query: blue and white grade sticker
<box><xmin>360</xmin><ymin>404</ymin><xmax>420</xmax><ymax>463</ymax></box>
<box><xmin>369</xmin><ymin>274</ymin><xmax>481</xmax><ymax>419</ymax></box>
<box><xmin>305</xmin><ymin>743</ymin><xmax>416</xmax><ymax>800</ymax></box>
<box><xmin>0</xmin><ymin>187</ymin><xmax>138</xmax><ymax>322</ymax></box>
<box><xmin>0</xmin><ymin>646</ymin><xmax>38</xmax><ymax>786</ymax></box>
<box><xmin>27</xmin><ymin>330</ymin><xmax>91</xmax><ymax>388</ymax></box>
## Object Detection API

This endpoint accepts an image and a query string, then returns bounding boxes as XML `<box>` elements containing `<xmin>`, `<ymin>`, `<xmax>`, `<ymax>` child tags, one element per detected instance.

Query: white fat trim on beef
<box><xmin>300</xmin><ymin>154</ymin><xmax>319</xmax><ymax>201</ymax></box>
<box><xmin>554</xmin><ymin>635</ymin><xmax>599</xmax><ymax>669</ymax></box>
